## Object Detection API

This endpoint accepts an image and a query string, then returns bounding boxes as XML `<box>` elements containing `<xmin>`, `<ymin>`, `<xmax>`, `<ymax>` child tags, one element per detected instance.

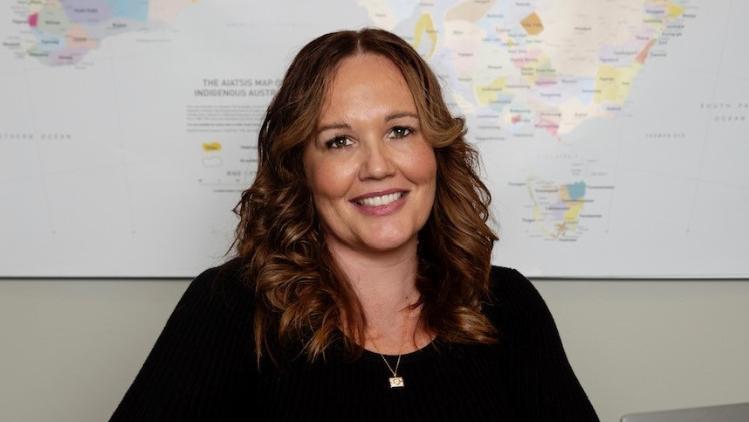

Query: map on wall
<box><xmin>1</xmin><ymin>0</ymin><xmax>747</xmax><ymax>278</ymax></box>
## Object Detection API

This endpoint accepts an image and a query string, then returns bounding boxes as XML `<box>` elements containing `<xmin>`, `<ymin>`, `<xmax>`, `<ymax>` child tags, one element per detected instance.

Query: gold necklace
<box><xmin>369</xmin><ymin>336</ymin><xmax>405</xmax><ymax>388</ymax></box>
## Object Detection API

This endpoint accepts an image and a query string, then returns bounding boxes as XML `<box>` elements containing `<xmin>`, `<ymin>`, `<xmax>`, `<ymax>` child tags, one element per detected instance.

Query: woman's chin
<box><xmin>359</xmin><ymin>235</ymin><xmax>416</xmax><ymax>253</ymax></box>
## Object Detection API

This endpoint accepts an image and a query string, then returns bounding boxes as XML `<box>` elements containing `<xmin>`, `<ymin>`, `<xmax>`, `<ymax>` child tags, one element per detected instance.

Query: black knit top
<box><xmin>111</xmin><ymin>258</ymin><xmax>599</xmax><ymax>421</ymax></box>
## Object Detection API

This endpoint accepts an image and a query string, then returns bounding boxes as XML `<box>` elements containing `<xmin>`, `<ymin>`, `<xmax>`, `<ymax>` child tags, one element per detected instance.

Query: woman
<box><xmin>111</xmin><ymin>28</ymin><xmax>599</xmax><ymax>421</ymax></box>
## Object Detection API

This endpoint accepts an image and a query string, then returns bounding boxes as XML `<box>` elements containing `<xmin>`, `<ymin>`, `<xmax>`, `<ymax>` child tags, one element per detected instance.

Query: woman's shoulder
<box><xmin>487</xmin><ymin>265</ymin><xmax>539</xmax><ymax>304</ymax></box>
<box><xmin>176</xmin><ymin>256</ymin><xmax>254</xmax><ymax>321</ymax></box>
<box><xmin>483</xmin><ymin>265</ymin><xmax>554</xmax><ymax>332</ymax></box>
<box><xmin>110</xmin><ymin>257</ymin><xmax>256</xmax><ymax>420</ymax></box>
<box><xmin>193</xmin><ymin>255</ymin><xmax>247</xmax><ymax>287</ymax></box>
<box><xmin>483</xmin><ymin>266</ymin><xmax>600</xmax><ymax>420</ymax></box>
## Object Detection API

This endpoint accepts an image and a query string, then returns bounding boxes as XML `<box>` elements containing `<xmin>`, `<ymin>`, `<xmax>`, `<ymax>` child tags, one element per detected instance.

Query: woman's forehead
<box><xmin>319</xmin><ymin>54</ymin><xmax>418</xmax><ymax>121</ymax></box>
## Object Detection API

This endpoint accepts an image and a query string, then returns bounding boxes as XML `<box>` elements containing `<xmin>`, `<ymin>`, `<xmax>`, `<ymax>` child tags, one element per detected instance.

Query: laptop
<box><xmin>621</xmin><ymin>402</ymin><xmax>749</xmax><ymax>422</ymax></box>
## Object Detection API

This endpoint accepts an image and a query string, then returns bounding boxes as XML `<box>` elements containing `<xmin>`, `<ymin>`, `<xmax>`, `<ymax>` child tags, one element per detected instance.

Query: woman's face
<box><xmin>303</xmin><ymin>53</ymin><xmax>437</xmax><ymax>254</ymax></box>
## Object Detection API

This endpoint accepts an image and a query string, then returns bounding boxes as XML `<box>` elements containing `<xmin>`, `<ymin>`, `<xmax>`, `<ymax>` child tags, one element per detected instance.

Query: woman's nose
<box><xmin>359</xmin><ymin>140</ymin><xmax>396</xmax><ymax>180</ymax></box>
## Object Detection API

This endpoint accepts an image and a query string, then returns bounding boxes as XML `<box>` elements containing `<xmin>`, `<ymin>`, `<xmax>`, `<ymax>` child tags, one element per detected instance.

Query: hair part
<box><xmin>228</xmin><ymin>28</ymin><xmax>499</xmax><ymax>369</ymax></box>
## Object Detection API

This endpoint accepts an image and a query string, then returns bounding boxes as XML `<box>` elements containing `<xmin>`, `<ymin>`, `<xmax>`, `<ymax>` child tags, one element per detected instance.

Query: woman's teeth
<box><xmin>357</xmin><ymin>192</ymin><xmax>403</xmax><ymax>207</ymax></box>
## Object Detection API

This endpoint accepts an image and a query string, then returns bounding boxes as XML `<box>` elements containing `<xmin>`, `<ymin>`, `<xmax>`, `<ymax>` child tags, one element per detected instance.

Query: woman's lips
<box><xmin>351</xmin><ymin>192</ymin><xmax>408</xmax><ymax>216</ymax></box>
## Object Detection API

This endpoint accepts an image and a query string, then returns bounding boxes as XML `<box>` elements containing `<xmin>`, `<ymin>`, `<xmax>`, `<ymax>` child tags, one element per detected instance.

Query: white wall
<box><xmin>535</xmin><ymin>279</ymin><xmax>749</xmax><ymax>420</ymax></box>
<box><xmin>0</xmin><ymin>278</ymin><xmax>747</xmax><ymax>422</ymax></box>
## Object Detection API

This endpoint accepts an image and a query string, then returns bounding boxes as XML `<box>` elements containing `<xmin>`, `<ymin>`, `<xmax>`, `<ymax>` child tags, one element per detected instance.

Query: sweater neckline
<box><xmin>358</xmin><ymin>335</ymin><xmax>439</xmax><ymax>363</ymax></box>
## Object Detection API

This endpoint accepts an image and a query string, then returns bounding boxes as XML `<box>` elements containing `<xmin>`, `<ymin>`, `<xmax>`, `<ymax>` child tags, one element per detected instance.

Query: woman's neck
<box><xmin>327</xmin><ymin>235</ymin><xmax>419</xmax><ymax>314</ymax></box>
<box><xmin>327</xmin><ymin>235</ymin><xmax>430</xmax><ymax>353</ymax></box>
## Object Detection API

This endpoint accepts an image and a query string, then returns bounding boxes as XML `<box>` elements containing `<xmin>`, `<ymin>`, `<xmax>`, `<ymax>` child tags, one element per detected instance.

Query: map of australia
<box><xmin>1</xmin><ymin>0</ymin><xmax>746</xmax><ymax>277</ymax></box>
<box><xmin>358</xmin><ymin>0</ymin><xmax>693</xmax><ymax>242</ymax></box>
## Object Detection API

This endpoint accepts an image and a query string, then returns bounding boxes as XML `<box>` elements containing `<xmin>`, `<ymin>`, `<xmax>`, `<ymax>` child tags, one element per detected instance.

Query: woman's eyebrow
<box><xmin>316</xmin><ymin>122</ymin><xmax>351</xmax><ymax>134</ymax></box>
<box><xmin>385</xmin><ymin>111</ymin><xmax>418</xmax><ymax>121</ymax></box>
<box><xmin>316</xmin><ymin>112</ymin><xmax>418</xmax><ymax>134</ymax></box>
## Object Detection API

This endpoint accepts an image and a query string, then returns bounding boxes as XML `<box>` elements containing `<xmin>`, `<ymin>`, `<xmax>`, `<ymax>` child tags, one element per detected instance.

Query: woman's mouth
<box><xmin>351</xmin><ymin>191</ymin><xmax>408</xmax><ymax>216</ymax></box>
<box><xmin>354</xmin><ymin>191</ymin><xmax>405</xmax><ymax>206</ymax></box>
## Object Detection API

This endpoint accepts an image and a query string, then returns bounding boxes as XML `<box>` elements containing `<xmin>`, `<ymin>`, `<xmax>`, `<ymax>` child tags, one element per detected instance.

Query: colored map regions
<box><xmin>3</xmin><ymin>0</ymin><xmax>193</xmax><ymax>66</ymax></box>
<box><xmin>358</xmin><ymin>0</ymin><xmax>692</xmax><ymax>138</ymax></box>
<box><xmin>527</xmin><ymin>179</ymin><xmax>588</xmax><ymax>241</ymax></box>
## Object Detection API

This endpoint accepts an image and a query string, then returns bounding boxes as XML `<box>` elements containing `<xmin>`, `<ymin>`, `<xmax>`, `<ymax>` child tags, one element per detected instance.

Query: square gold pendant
<box><xmin>389</xmin><ymin>376</ymin><xmax>405</xmax><ymax>388</ymax></box>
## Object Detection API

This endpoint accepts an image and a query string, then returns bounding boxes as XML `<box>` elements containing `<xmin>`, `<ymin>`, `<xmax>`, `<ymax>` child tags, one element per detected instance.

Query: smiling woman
<box><xmin>111</xmin><ymin>28</ymin><xmax>599</xmax><ymax>421</ymax></box>
<box><xmin>303</xmin><ymin>53</ymin><xmax>440</xmax><ymax>356</ymax></box>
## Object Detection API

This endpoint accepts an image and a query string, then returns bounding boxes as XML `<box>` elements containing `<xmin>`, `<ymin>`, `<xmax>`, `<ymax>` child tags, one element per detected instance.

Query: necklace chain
<box><xmin>368</xmin><ymin>318</ymin><xmax>414</xmax><ymax>388</ymax></box>
<box><xmin>376</xmin><ymin>349</ymin><xmax>401</xmax><ymax>377</ymax></box>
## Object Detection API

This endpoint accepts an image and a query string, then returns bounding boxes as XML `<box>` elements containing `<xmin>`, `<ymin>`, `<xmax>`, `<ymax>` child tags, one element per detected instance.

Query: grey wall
<box><xmin>1</xmin><ymin>278</ymin><xmax>747</xmax><ymax>422</ymax></box>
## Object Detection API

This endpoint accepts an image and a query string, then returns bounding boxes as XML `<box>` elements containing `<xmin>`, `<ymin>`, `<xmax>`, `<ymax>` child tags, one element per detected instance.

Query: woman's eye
<box><xmin>325</xmin><ymin>136</ymin><xmax>352</xmax><ymax>149</ymax></box>
<box><xmin>388</xmin><ymin>126</ymin><xmax>413</xmax><ymax>139</ymax></box>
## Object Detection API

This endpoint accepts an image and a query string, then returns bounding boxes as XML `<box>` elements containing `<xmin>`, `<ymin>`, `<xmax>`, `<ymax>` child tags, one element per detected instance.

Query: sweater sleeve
<box><xmin>490</xmin><ymin>266</ymin><xmax>599</xmax><ymax>421</ymax></box>
<box><xmin>110</xmin><ymin>259</ymin><xmax>256</xmax><ymax>422</ymax></box>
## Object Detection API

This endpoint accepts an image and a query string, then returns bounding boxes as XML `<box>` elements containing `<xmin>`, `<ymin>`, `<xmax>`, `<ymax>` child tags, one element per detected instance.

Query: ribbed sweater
<box><xmin>111</xmin><ymin>258</ymin><xmax>599</xmax><ymax>421</ymax></box>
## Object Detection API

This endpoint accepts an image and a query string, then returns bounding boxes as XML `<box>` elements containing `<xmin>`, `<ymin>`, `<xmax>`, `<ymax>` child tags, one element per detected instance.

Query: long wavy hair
<box><xmin>229</xmin><ymin>28</ymin><xmax>499</xmax><ymax>369</ymax></box>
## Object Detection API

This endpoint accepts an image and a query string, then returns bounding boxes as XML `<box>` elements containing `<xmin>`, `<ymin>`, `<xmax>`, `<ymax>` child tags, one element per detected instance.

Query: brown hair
<box><xmin>229</xmin><ymin>28</ymin><xmax>499</xmax><ymax>368</ymax></box>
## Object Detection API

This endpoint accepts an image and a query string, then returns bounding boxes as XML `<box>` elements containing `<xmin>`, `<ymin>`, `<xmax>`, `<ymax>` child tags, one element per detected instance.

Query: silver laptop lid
<box><xmin>621</xmin><ymin>402</ymin><xmax>749</xmax><ymax>422</ymax></box>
